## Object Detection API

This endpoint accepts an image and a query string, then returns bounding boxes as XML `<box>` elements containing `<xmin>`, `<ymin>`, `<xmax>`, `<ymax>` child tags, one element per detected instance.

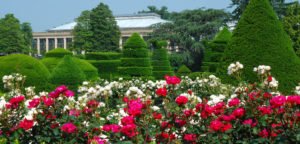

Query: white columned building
<box><xmin>32</xmin><ymin>13</ymin><xmax>169</xmax><ymax>55</ymax></box>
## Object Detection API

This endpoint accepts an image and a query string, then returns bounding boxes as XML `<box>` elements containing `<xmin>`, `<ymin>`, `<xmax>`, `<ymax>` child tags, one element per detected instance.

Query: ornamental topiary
<box><xmin>177</xmin><ymin>65</ymin><xmax>192</xmax><ymax>77</ymax></box>
<box><xmin>119</xmin><ymin>33</ymin><xmax>152</xmax><ymax>77</ymax></box>
<box><xmin>218</xmin><ymin>0</ymin><xmax>300</xmax><ymax>93</ymax></box>
<box><xmin>202</xmin><ymin>27</ymin><xmax>232</xmax><ymax>73</ymax></box>
<box><xmin>0</xmin><ymin>54</ymin><xmax>50</xmax><ymax>91</ymax></box>
<box><xmin>152</xmin><ymin>40</ymin><xmax>174</xmax><ymax>79</ymax></box>
<box><xmin>41</xmin><ymin>48</ymin><xmax>98</xmax><ymax>80</ymax></box>
<box><xmin>50</xmin><ymin>55</ymin><xmax>85</xmax><ymax>90</ymax></box>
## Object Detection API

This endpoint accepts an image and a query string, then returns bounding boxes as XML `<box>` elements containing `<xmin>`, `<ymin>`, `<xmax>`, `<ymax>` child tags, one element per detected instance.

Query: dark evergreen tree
<box><xmin>119</xmin><ymin>33</ymin><xmax>152</xmax><ymax>77</ymax></box>
<box><xmin>0</xmin><ymin>14</ymin><xmax>26</xmax><ymax>54</ymax></box>
<box><xmin>151</xmin><ymin>40</ymin><xmax>174</xmax><ymax>79</ymax></box>
<box><xmin>202</xmin><ymin>27</ymin><xmax>232</xmax><ymax>73</ymax></box>
<box><xmin>220</xmin><ymin>0</ymin><xmax>300</xmax><ymax>93</ymax></box>
<box><xmin>72</xmin><ymin>10</ymin><xmax>93</xmax><ymax>52</ymax></box>
<box><xmin>90</xmin><ymin>3</ymin><xmax>120</xmax><ymax>52</ymax></box>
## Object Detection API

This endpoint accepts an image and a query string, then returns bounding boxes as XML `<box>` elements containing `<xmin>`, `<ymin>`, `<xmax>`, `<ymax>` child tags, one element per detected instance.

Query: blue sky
<box><xmin>0</xmin><ymin>0</ymin><xmax>298</xmax><ymax>32</ymax></box>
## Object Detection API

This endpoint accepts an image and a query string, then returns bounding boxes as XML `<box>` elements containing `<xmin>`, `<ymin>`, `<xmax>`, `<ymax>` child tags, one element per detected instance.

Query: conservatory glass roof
<box><xmin>48</xmin><ymin>13</ymin><xmax>169</xmax><ymax>32</ymax></box>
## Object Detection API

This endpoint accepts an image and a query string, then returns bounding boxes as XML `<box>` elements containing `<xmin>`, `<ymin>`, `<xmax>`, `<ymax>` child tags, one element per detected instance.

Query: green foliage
<box><xmin>188</xmin><ymin>72</ymin><xmax>213</xmax><ymax>80</ymax></box>
<box><xmin>72</xmin><ymin>10</ymin><xmax>93</xmax><ymax>52</ymax></box>
<box><xmin>85</xmin><ymin>52</ymin><xmax>122</xmax><ymax>60</ymax></box>
<box><xmin>151</xmin><ymin>43</ymin><xmax>174</xmax><ymax>79</ymax></box>
<box><xmin>283</xmin><ymin>2</ymin><xmax>300</xmax><ymax>56</ymax></box>
<box><xmin>119</xmin><ymin>33</ymin><xmax>152</xmax><ymax>77</ymax></box>
<box><xmin>0</xmin><ymin>14</ymin><xmax>28</xmax><ymax>54</ymax></box>
<box><xmin>44</xmin><ymin>48</ymin><xmax>73</xmax><ymax>58</ymax></box>
<box><xmin>220</xmin><ymin>0</ymin><xmax>300</xmax><ymax>93</ymax></box>
<box><xmin>150</xmin><ymin>9</ymin><xmax>229</xmax><ymax>71</ymax></box>
<box><xmin>123</xmin><ymin>33</ymin><xmax>147</xmax><ymax>49</ymax></box>
<box><xmin>20</xmin><ymin>22</ymin><xmax>33</xmax><ymax>50</ymax></box>
<box><xmin>202</xmin><ymin>27</ymin><xmax>232</xmax><ymax>73</ymax></box>
<box><xmin>42</xmin><ymin>48</ymin><xmax>98</xmax><ymax>80</ymax></box>
<box><xmin>88</xmin><ymin>60</ymin><xmax>120</xmax><ymax>80</ymax></box>
<box><xmin>0</xmin><ymin>54</ymin><xmax>50</xmax><ymax>91</ymax></box>
<box><xmin>177</xmin><ymin>65</ymin><xmax>191</xmax><ymax>76</ymax></box>
<box><xmin>138</xmin><ymin>6</ymin><xmax>171</xmax><ymax>19</ymax></box>
<box><xmin>90</xmin><ymin>3</ymin><xmax>120</xmax><ymax>52</ymax></box>
<box><xmin>50</xmin><ymin>55</ymin><xmax>85</xmax><ymax>90</ymax></box>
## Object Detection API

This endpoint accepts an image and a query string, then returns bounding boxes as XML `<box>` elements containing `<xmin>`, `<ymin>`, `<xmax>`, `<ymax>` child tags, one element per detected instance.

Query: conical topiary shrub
<box><xmin>152</xmin><ymin>40</ymin><xmax>174</xmax><ymax>79</ymax></box>
<box><xmin>219</xmin><ymin>0</ymin><xmax>300</xmax><ymax>93</ymax></box>
<box><xmin>118</xmin><ymin>33</ymin><xmax>152</xmax><ymax>77</ymax></box>
<box><xmin>50</xmin><ymin>55</ymin><xmax>85</xmax><ymax>90</ymax></box>
<box><xmin>202</xmin><ymin>27</ymin><xmax>232</xmax><ymax>72</ymax></box>
<box><xmin>177</xmin><ymin>65</ymin><xmax>192</xmax><ymax>77</ymax></box>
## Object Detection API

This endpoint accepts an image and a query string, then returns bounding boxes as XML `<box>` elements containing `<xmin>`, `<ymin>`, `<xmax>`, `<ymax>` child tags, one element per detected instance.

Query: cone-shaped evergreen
<box><xmin>219</xmin><ymin>0</ymin><xmax>300</xmax><ymax>93</ymax></box>
<box><xmin>152</xmin><ymin>41</ymin><xmax>174</xmax><ymax>79</ymax></box>
<box><xmin>177</xmin><ymin>65</ymin><xmax>191</xmax><ymax>77</ymax></box>
<box><xmin>50</xmin><ymin>55</ymin><xmax>85</xmax><ymax>90</ymax></box>
<box><xmin>202</xmin><ymin>27</ymin><xmax>232</xmax><ymax>72</ymax></box>
<box><xmin>119</xmin><ymin>33</ymin><xmax>152</xmax><ymax>77</ymax></box>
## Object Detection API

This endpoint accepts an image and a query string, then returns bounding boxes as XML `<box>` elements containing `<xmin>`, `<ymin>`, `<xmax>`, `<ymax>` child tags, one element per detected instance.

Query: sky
<box><xmin>0</xmin><ymin>0</ymin><xmax>298</xmax><ymax>32</ymax></box>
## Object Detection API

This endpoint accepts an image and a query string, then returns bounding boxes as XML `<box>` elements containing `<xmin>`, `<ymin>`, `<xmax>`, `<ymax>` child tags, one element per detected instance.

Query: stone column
<box><xmin>45</xmin><ymin>38</ymin><xmax>49</xmax><ymax>52</ymax></box>
<box><xmin>54</xmin><ymin>38</ymin><xmax>57</xmax><ymax>48</ymax></box>
<box><xmin>119</xmin><ymin>38</ymin><xmax>123</xmax><ymax>49</ymax></box>
<box><xmin>63</xmin><ymin>38</ymin><xmax>67</xmax><ymax>49</ymax></box>
<box><xmin>37</xmin><ymin>38</ymin><xmax>40</xmax><ymax>55</ymax></box>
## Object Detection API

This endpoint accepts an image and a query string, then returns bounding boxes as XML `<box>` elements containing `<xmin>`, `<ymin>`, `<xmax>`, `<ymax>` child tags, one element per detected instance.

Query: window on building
<box><xmin>40</xmin><ymin>39</ymin><xmax>46</xmax><ymax>55</ymax></box>
<box><xmin>57</xmin><ymin>38</ymin><xmax>64</xmax><ymax>48</ymax></box>
<box><xmin>66</xmin><ymin>38</ymin><xmax>73</xmax><ymax>49</ymax></box>
<box><xmin>48</xmin><ymin>38</ymin><xmax>55</xmax><ymax>51</ymax></box>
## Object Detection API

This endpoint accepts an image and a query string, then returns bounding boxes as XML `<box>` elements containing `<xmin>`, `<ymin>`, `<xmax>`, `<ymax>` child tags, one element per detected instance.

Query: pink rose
<box><xmin>165</xmin><ymin>75</ymin><xmax>181</xmax><ymax>85</ymax></box>
<box><xmin>61</xmin><ymin>122</ymin><xmax>77</xmax><ymax>134</ymax></box>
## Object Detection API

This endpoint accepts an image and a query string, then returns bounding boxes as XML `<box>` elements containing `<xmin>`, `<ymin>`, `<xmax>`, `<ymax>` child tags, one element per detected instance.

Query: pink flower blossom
<box><xmin>270</xmin><ymin>96</ymin><xmax>286</xmax><ymax>108</ymax></box>
<box><xmin>165</xmin><ymin>75</ymin><xmax>181</xmax><ymax>85</ymax></box>
<box><xmin>64</xmin><ymin>90</ymin><xmax>74</xmax><ymax>97</ymax></box>
<box><xmin>175</xmin><ymin>95</ymin><xmax>188</xmax><ymax>106</ymax></box>
<box><xmin>258</xmin><ymin>128</ymin><xmax>269</xmax><ymax>138</ymax></box>
<box><xmin>28</xmin><ymin>98</ymin><xmax>40</xmax><ymax>109</ymax></box>
<box><xmin>228</xmin><ymin>98</ymin><xmax>240</xmax><ymax>107</ymax></box>
<box><xmin>232</xmin><ymin>107</ymin><xmax>245</xmax><ymax>118</ymax></box>
<box><xmin>258</xmin><ymin>106</ymin><xmax>272</xmax><ymax>115</ymax></box>
<box><xmin>184</xmin><ymin>134</ymin><xmax>197</xmax><ymax>142</ymax></box>
<box><xmin>61</xmin><ymin>122</ymin><xmax>77</xmax><ymax>134</ymax></box>
<box><xmin>19</xmin><ymin>118</ymin><xmax>34</xmax><ymax>131</ymax></box>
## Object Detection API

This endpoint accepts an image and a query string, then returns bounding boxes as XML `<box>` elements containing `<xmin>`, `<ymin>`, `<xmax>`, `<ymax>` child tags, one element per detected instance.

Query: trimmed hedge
<box><xmin>119</xmin><ymin>33</ymin><xmax>152</xmax><ymax>77</ymax></box>
<box><xmin>45</xmin><ymin>48</ymin><xmax>73</xmax><ymax>58</ymax></box>
<box><xmin>85</xmin><ymin>52</ymin><xmax>122</xmax><ymax>60</ymax></box>
<box><xmin>177</xmin><ymin>65</ymin><xmax>192</xmax><ymax>77</ymax></box>
<box><xmin>88</xmin><ymin>60</ymin><xmax>120</xmax><ymax>79</ymax></box>
<box><xmin>0</xmin><ymin>54</ymin><xmax>50</xmax><ymax>91</ymax></box>
<box><xmin>202</xmin><ymin>27</ymin><xmax>231</xmax><ymax>73</ymax></box>
<box><xmin>50</xmin><ymin>55</ymin><xmax>85</xmax><ymax>90</ymax></box>
<box><xmin>218</xmin><ymin>0</ymin><xmax>300</xmax><ymax>93</ymax></box>
<box><xmin>42</xmin><ymin>49</ymin><xmax>98</xmax><ymax>80</ymax></box>
<box><xmin>151</xmin><ymin>42</ymin><xmax>174</xmax><ymax>79</ymax></box>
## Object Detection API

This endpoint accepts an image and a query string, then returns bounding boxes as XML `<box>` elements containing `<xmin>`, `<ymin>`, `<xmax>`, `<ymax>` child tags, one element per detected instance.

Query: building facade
<box><xmin>32</xmin><ymin>13</ymin><xmax>168</xmax><ymax>55</ymax></box>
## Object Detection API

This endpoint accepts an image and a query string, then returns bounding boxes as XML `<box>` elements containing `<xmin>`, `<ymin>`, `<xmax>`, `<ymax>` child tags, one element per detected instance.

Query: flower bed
<box><xmin>0</xmin><ymin>62</ymin><xmax>299</xmax><ymax>143</ymax></box>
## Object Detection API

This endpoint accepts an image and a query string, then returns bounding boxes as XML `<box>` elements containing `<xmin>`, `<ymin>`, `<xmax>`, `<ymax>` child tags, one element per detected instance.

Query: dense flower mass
<box><xmin>0</xmin><ymin>63</ymin><xmax>300</xmax><ymax>143</ymax></box>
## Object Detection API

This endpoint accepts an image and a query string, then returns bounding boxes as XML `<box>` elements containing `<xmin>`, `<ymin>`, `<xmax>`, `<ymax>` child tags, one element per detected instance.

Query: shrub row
<box><xmin>85</xmin><ymin>52</ymin><xmax>122</xmax><ymax>60</ymax></box>
<box><xmin>45</xmin><ymin>48</ymin><xmax>73</xmax><ymax>58</ymax></box>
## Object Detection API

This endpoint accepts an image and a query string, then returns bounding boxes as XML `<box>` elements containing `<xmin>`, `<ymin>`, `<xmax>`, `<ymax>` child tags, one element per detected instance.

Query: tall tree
<box><xmin>139</xmin><ymin>6</ymin><xmax>171</xmax><ymax>19</ymax></box>
<box><xmin>150</xmin><ymin>9</ymin><xmax>230</xmax><ymax>71</ymax></box>
<box><xmin>0</xmin><ymin>14</ymin><xmax>26</xmax><ymax>54</ymax></box>
<box><xmin>21</xmin><ymin>22</ymin><xmax>33</xmax><ymax>51</ymax></box>
<box><xmin>72</xmin><ymin>10</ymin><xmax>93</xmax><ymax>52</ymax></box>
<box><xmin>90</xmin><ymin>3</ymin><xmax>120</xmax><ymax>52</ymax></box>
<box><xmin>283</xmin><ymin>2</ymin><xmax>300</xmax><ymax>56</ymax></box>
<box><xmin>230</xmin><ymin>0</ymin><xmax>294</xmax><ymax>20</ymax></box>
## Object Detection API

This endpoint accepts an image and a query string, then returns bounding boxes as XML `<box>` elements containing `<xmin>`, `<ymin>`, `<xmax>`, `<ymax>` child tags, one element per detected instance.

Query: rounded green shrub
<box><xmin>151</xmin><ymin>43</ymin><xmax>174</xmax><ymax>79</ymax></box>
<box><xmin>45</xmin><ymin>48</ymin><xmax>73</xmax><ymax>58</ymax></box>
<box><xmin>88</xmin><ymin>60</ymin><xmax>120</xmax><ymax>80</ymax></box>
<box><xmin>50</xmin><ymin>55</ymin><xmax>85</xmax><ymax>90</ymax></box>
<box><xmin>0</xmin><ymin>54</ymin><xmax>50</xmax><ymax>91</ymax></box>
<box><xmin>42</xmin><ymin>49</ymin><xmax>98</xmax><ymax>80</ymax></box>
<box><xmin>119</xmin><ymin>33</ymin><xmax>152</xmax><ymax>77</ymax></box>
<box><xmin>218</xmin><ymin>0</ymin><xmax>300</xmax><ymax>93</ymax></box>
<box><xmin>177</xmin><ymin>65</ymin><xmax>192</xmax><ymax>77</ymax></box>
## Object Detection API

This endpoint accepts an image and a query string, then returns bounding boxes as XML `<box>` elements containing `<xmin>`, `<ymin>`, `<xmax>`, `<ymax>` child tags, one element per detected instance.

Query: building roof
<box><xmin>48</xmin><ymin>13</ymin><xmax>169</xmax><ymax>32</ymax></box>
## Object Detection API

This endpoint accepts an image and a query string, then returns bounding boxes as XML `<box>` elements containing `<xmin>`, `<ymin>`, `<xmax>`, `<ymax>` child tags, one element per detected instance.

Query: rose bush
<box><xmin>0</xmin><ymin>62</ymin><xmax>299</xmax><ymax>143</ymax></box>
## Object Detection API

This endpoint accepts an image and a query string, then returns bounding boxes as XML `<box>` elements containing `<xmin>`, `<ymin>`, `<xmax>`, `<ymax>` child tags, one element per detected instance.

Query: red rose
<box><xmin>258</xmin><ymin>128</ymin><xmax>269</xmax><ymax>138</ymax></box>
<box><xmin>155</xmin><ymin>87</ymin><xmax>168</xmax><ymax>97</ymax></box>
<box><xmin>242</xmin><ymin>119</ymin><xmax>257</xmax><ymax>127</ymax></box>
<box><xmin>258</xmin><ymin>106</ymin><xmax>272</xmax><ymax>115</ymax></box>
<box><xmin>19</xmin><ymin>118</ymin><xmax>34</xmax><ymax>131</ymax></box>
<box><xmin>270</xmin><ymin>96</ymin><xmax>286</xmax><ymax>108</ymax></box>
<box><xmin>165</xmin><ymin>75</ymin><xmax>181</xmax><ymax>85</ymax></box>
<box><xmin>64</xmin><ymin>90</ymin><xmax>74</xmax><ymax>97</ymax></box>
<box><xmin>175</xmin><ymin>95</ymin><xmax>188</xmax><ymax>106</ymax></box>
<box><xmin>121</xmin><ymin>116</ymin><xmax>135</xmax><ymax>125</ymax></box>
<box><xmin>228</xmin><ymin>98</ymin><xmax>240</xmax><ymax>107</ymax></box>
<box><xmin>152</xmin><ymin>112</ymin><xmax>162</xmax><ymax>120</ymax></box>
<box><xmin>232</xmin><ymin>107</ymin><xmax>245</xmax><ymax>118</ymax></box>
<box><xmin>184</xmin><ymin>133</ymin><xmax>197</xmax><ymax>142</ymax></box>
<box><xmin>120</xmin><ymin>124</ymin><xmax>138</xmax><ymax>138</ymax></box>
<box><xmin>221</xmin><ymin>123</ymin><xmax>232</xmax><ymax>132</ymax></box>
<box><xmin>55</xmin><ymin>85</ymin><xmax>68</xmax><ymax>93</ymax></box>
<box><xmin>28</xmin><ymin>98</ymin><xmax>40</xmax><ymax>109</ymax></box>
<box><xmin>42</xmin><ymin>97</ymin><xmax>54</xmax><ymax>107</ymax></box>
<box><xmin>49</xmin><ymin>91</ymin><xmax>60</xmax><ymax>98</ymax></box>
<box><xmin>175</xmin><ymin>119</ymin><xmax>186</xmax><ymax>127</ymax></box>
<box><xmin>61</xmin><ymin>122</ymin><xmax>77</xmax><ymax>134</ymax></box>
<box><xmin>209</xmin><ymin>120</ymin><xmax>223</xmax><ymax>131</ymax></box>
<box><xmin>263</xmin><ymin>92</ymin><xmax>272</xmax><ymax>99</ymax></box>
<box><xmin>184</xmin><ymin>109</ymin><xmax>195</xmax><ymax>117</ymax></box>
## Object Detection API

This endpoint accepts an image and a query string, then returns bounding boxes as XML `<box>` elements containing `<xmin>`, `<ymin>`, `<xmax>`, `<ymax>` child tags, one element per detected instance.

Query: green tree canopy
<box><xmin>220</xmin><ymin>0</ymin><xmax>300</xmax><ymax>93</ymax></box>
<box><xmin>283</xmin><ymin>2</ymin><xmax>300</xmax><ymax>56</ymax></box>
<box><xmin>72</xmin><ymin>10</ymin><xmax>93</xmax><ymax>52</ymax></box>
<box><xmin>0</xmin><ymin>14</ymin><xmax>27</xmax><ymax>54</ymax></box>
<box><xmin>21</xmin><ymin>22</ymin><xmax>33</xmax><ymax>50</ymax></box>
<box><xmin>90</xmin><ymin>3</ymin><xmax>120</xmax><ymax>52</ymax></box>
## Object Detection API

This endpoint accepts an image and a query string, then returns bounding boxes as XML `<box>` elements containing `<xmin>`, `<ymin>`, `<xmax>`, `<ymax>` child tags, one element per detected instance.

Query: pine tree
<box><xmin>220</xmin><ymin>0</ymin><xmax>300</xmax><ymax>93</ymax></box>
<box><xmin>90</xmin><ymin>3</ymin><xmax>120</xmax><ymax>52</ymax></box>
<box><xmin>119</xmin><ymin>33</ymin><xmax>152</xmax><ymax>77</ymax></box>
